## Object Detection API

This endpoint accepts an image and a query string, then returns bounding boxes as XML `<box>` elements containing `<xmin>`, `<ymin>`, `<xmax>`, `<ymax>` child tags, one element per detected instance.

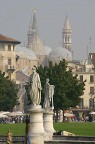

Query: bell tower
<box><xmin>27</xmin><ymin>10</ymin><xmax>39</xmax><ymax>51</ymax></box>
<box><xmin>62</xmin><ymin>16</ymin><xmax>72</xmax><ymax>52</ymax></box>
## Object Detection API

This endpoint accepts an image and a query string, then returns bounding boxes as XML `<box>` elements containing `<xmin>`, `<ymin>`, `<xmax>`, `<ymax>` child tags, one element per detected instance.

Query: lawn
<box><xmin>0</xmin><ymin>122</ymin><xmax>95</xmax><ymax>136</ymax></box>
<box><xmin>54</xmin><ymin>122</ymin><xmax>95</xmax><ymax>136</ymax></box>
<box><xmin>0</xmin><ymin>123</ymin><xmax>26</xmax><ymax>136</ymax></box>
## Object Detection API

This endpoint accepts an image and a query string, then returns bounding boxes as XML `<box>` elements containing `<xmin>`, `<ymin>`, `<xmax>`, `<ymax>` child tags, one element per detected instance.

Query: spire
<box><xmin>63</xmin><ymin>16</ymin><xmax>71</xmax><ymax>32</ymax></box>
<box><xmin>27</xmin><ymin>10</ymin><xmax>44</xmax><ymax>54</ymax></box>
<box><xmin>27</xmin><ymin>10</ymin><xmax>39</xmax><ymax>49</ymax></box>
<box><xmin>32</xmin><ymin>10</ymin><xmax>37</xmax><ymax>30</ymax></box>
<box><xmin>28</xmin><ymin>9</ymin><xmax>38</xmax><ymax>34</ymax></box>
<box><xmin>88</xmin><ymin>54</ymin><xmax>92</xmax><ymax>65</ymax></box>
<box><xmin>62</xmin><ymin>16</ymin><xmax>72</xmax><ymax>52</ymax></box>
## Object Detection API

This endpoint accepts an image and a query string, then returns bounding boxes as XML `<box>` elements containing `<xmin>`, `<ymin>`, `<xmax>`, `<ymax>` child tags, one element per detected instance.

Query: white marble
<box><xmin>29</xmin><ymin>67</ymin><xmax>42</xmax><ymax>105</ymax></box>
<box><xmin>43</xmin><ymin>109</ymin><xmax>55</xmax><ymax>140</ymax></box>
<box><xmin>58</xmin><ymin>110</ymin><xmax>63</xmax><ymax>122</ymax></box>
<box><xmin>28</xmin><ymin>105</ymin><xmax>48</xmax><ymax>144</ymax></box>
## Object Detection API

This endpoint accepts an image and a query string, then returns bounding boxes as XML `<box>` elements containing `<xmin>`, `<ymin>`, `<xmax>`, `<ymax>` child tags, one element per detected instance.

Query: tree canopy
<box><xmin>0</xmin><ymin>71</ymin><xmax>18</xmax><ymax>111</ymax></box>
<box><xmin>37</xmin><ymin>59</ymin><xmax>85</xmax><ymax>111</ymax></box>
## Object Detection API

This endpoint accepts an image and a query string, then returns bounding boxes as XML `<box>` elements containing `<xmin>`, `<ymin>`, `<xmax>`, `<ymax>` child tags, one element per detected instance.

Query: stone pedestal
<box><xmin>43</xmin><ymin>109</ymin><xmax>55</xmax><ymax>140</ymax></box>
<box><xmin>28</xmin><ymin>105</ymin><xmax>47</xmax><ymax>144</ymax></box>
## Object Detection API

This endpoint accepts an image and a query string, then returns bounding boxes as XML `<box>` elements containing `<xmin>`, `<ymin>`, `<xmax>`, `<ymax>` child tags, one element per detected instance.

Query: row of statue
<box><xmin>29</xmin><ymin>67</ymin><xmax>55</xmax><ymax>109</ymax></box>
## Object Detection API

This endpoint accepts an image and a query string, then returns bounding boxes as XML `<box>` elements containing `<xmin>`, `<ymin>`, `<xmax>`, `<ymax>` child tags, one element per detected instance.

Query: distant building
<box><xmin>73</xmin><ymin>58</ymin><xmax>94</xmax><ymax>108</ymax></box>
<box><xmin>48</xmin><ymin>15</ymin><xmax>72</xmax><ymax>64</ymax></box>
<box><xmin>16</xmin><ymin>45</ymin><xmax>37</xmax><ymax>76</ymax></box>
<box><xmin>17</xmin><ymin>12</ymin><xmax>73</xmax><ymax>73</ymax></box>
<box><xmin>0</xmin><ymin>34</ymin><xmax>20</xmax><ymax>81</ymax></box>
<box><xmin>89</xmin><ymin>53</ymin><xmax>95</xmax><ymax>68</ymax></box>
<box><xmin>27</xmin><ymin>11</ymin><xmax>52</xmax><ymax>66</ymax></box>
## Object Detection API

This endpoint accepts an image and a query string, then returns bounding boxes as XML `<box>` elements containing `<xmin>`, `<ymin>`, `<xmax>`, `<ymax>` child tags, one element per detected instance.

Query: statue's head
<box><xmin>46</xmin><ymin>78</ymin><xmax>49</xmax><ymax>82</ymax></box>
<box><xmin>32</xmin><ymin>67</ymin><xmax>36</xmax><ymax>73</ymax></box>
<box><xmin>8</xmin><ymin>129</ymin><xmax>11</xmax><ymax>133</ymax></box>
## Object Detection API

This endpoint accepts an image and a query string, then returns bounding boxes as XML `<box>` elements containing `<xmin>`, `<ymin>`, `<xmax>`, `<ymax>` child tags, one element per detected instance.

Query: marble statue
<box><xmin>29</xmin><ymin>67</ymin><xmax>42</xmax><ymax>105</ymax></box>
<box><xmin>43</xmin><ymin>78</ymin><xmax>55</xmax><ymax>109</ymax></box>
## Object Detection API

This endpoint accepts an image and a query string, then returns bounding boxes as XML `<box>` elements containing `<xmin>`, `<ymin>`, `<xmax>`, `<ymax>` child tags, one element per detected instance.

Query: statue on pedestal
<box><xmin>43</xmin><ymin>78</ymin><xmax>55</xmax><ymax>110</ymax></box>
<box><xmin>7</xmin><ymin>129</ymin><xmax>12</xmax><ymax>144</ymax></box>
<box><xmin>29</xmin><ymin>67</ymin><xmax>42</xmax><ymax>105</ymax></box>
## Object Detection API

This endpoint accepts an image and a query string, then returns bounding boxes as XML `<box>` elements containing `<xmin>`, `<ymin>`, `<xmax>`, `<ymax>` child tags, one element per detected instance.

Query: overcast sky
<box><xmin>0</xmin><ymin>0</ymin><xmax>95</xmax><ymax>60</ymax></box>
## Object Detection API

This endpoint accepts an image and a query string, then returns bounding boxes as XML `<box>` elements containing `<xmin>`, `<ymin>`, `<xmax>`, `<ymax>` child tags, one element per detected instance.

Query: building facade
<box><xmin>0</xmin><ymin>34</ymin><xmax>20</xmax><ymax>81</ymax></box>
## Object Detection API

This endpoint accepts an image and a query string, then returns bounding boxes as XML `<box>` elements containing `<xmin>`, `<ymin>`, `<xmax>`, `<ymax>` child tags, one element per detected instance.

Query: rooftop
<box><xmin>0</xmin><ymin>34</ymin><xmax>21</xmax><ymax>44</ymax></box>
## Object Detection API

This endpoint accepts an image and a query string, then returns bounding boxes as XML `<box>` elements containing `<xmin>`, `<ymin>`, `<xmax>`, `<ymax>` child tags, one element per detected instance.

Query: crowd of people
<box><xmin>0</xmin><ymin>116</ymin><xmax>26</xmax><ymax>123</ymax></box>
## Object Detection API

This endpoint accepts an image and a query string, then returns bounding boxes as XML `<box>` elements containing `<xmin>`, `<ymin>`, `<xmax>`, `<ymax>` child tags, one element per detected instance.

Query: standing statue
<box><xmin>43</xmin><ymin>78</ymin><xmax>55</xmax><ymax>109</ymax></box>
<box><xmin>7</xmin><ymin>129</ymin><xmax>12</xmax><ymax>144</ymax></box>
<box><xmin>29</xmin><ymin>67</ymin><xmax>42</xmax><ymax>105</ymax></box>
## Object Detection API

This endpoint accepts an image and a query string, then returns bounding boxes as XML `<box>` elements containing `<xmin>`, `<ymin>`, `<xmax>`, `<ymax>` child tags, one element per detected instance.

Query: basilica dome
<box><xmin>38</xmin><ymin>45</ymin><xmax>52</xmax><ymax>55</ymax></box>
<box><xmin>48</xmin><ymin>46</ymin><xmax>72</xmax><ymax>63</ymax></box>
<box><xmin>16</xmin><ymin>45</ymin><xmax>37</xmax><ymax>60</ymax></box>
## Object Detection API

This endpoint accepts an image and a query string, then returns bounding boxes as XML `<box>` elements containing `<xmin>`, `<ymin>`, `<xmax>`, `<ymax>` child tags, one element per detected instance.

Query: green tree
<box><xmin>0</xmin><ymin>71</ymin><xmax>18</xmax><ymax>111</ymax></box>
<box><xmin>37</xmin><ymin>59</ymin><xmax>85</xmax><ymax>111</ymax></box>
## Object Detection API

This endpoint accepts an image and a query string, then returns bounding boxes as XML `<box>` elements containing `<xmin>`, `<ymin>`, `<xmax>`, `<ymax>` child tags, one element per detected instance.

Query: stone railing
<box><xmin>53</xmin><ymin>135</ymin><xmax>95</xmax><ymax>141</ymax></box>
<box><xmin>0</xmin><ymin>136</ymin><xmax>25</xmax><ymax>144</ymax></box>
<box><xmin>0</xmin><ymin>135</ymin><xmax>95</xmax><ymax>144</ymax></box>
<box><xmin>45</xmin><ymin>136</ymin><xmax>95</xmax><ymax>144</ymax></box>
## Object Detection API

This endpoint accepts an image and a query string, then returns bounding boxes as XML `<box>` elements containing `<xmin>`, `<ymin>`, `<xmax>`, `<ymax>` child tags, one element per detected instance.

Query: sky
<box><xmin>0</xmin><ymin>0</ymin><xmax>95</xmax><ymax>60</ymax></box>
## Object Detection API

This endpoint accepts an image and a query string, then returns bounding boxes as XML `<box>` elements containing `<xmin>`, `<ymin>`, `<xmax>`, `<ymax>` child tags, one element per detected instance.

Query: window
<box><xmin>90</xmin><ymin>75</ymin><xmax>94</xmax><ymax>82</ymax></box>
<box><xmin>80</xmin><ymin>75</ymin><xmax>83</xmax><ymax>82</ymax></box>
<box><xmin>65</xmin><ymin>36</ymin><xmax>67</xmax><ymax>42</ymax></box>
<box><xmin>0</xmin><ymin>44</ymin><xmax>5</xmax><ymax>51</ymax></box>
<box><xmin>8</xmin><ymin>45</ymin><xmax>11</xmax><ymax>51</ymax></box>
<box><xmin>13</xmin><ymin>45</ymin><xmax>15</xmax><ymax>51</ymax></box>
<box><xmin>89</xmin><ymin>98</ymin><xmax>94</xmax><ymax>108</ymax></box>
<box><xmin>90</xmin><ymin>87</ymin><xmax>94</xmax><ymax>95</ymax></box>
<box><xmin>8</xmin><ymin>58</ymin><xmax>11</xmax><ymax>65</ymax></box>
<box><xmin>94</xmin><ymin>98</ymin><xmax>95</xmax><ymax>108</ymax></box>
<box><xmin>90</xmin><ymin>54</ymin><xmax>92</xmax><ymax>59</ymax></box>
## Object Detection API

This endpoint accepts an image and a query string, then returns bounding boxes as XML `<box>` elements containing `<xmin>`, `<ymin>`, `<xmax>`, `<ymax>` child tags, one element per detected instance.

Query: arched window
<box><xmin>65</xmin><ymin>36</ymin><xmax>67</xmax><ymax>42</ymax></box>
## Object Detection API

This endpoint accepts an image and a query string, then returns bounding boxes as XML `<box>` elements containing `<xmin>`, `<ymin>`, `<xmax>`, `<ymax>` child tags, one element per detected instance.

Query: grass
<box><xmin>0</xmin><ymin>123</ymin><xmax>26</xmax><ymax>136</ymax></box>
<box><xmin>54</xmin><ymin>122</ymin><xmax>95</xmax><ymax>136</ymax></box>
<box><xmin>0</xmin><ymin>122</ymin><xmax>95</xmax><ymax>136</ymax></box>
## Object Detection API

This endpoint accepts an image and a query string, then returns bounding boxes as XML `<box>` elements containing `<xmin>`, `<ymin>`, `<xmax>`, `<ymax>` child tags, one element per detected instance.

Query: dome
<box><xmin>39</xmin><ymin>45</ymin><xmax>52</xmax><ymax>55</ymax></box>
<box><xmin>48</xmin><ymin>46</ymin><xmax>72</xmax><ymax>62</ymax></box>
<box><xmin>34</xmin><ymin>44</ymin><xmax>52</xmax><ymax>56</ymax></box>
<box><xmin>16</xmin><ymin>45</ymin><xmax>37</xmax><ymax>60</ymax></box>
